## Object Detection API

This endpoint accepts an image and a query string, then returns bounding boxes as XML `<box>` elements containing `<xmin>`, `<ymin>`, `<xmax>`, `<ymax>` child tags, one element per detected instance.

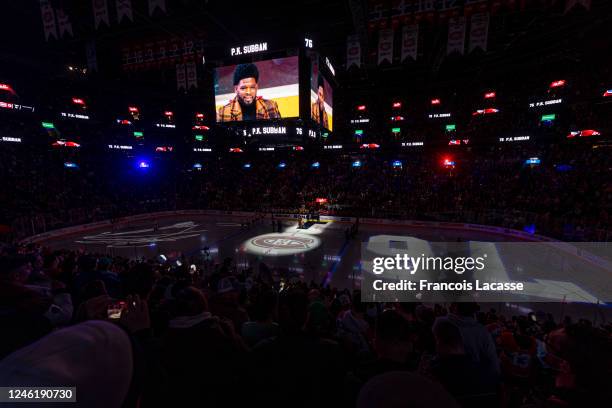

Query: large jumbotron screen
<box><xmin>214</xmin><ymin>56</ymin><xmax>299</xmax><ymax>123</ymax></box>
<box><xmin>310</xmin><ymin>61</ymin><xmax>333</xmax><ymax>131</ymax></box>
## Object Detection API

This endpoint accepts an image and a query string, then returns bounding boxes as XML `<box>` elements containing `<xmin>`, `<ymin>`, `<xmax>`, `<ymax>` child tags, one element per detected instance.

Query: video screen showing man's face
<box><xmin>214</xmin><ymin>57</ymin><xmax>299</xmax><ymax>123</ymax></box>
<box><xmin>317</xmin><ymin>85</ymin><xmax>325</xmax><ymax>103</ymax></box>
<box><xmin>310</xmin><ymin>61</ymin><xmax>333</xmax><ymax>131</ymax></box>
<box><xmin>235</xmin><ymin>77</ymin><xmax>258</xmax><ymax>106</ymax></box>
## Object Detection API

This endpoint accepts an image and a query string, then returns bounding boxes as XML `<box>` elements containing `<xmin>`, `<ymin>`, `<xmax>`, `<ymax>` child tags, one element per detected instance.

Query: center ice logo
<box><xmin>252</xmin><ymin>235</ymin><xmax>315</xmax><ymax>250</ymax></box>
<box><xmin>244</xmin><ymin>233</ymin><xmax>321</xmax><ymax>256</ymax></box>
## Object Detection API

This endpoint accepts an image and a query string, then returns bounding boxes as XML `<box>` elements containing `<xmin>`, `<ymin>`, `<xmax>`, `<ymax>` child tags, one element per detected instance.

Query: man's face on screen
<box><xmin>235</xmin><ymin>77</ymin><xmax>258</xmax><ymax>106</ymax></box>
<box><xmin>317</xmin><ymin>86</ymin><xmax>325</xmax><ymax>103</ymax></box>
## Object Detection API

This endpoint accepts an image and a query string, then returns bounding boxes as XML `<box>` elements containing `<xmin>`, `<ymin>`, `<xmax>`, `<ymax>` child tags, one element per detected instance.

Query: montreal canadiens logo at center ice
<box><xmin>245</xmin><ymin>233</ymin><xmax>321</xmax><ymax>256</ymax></box>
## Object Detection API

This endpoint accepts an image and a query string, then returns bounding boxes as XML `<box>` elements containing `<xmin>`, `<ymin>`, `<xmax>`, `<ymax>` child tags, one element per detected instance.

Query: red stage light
<box><xmin>472</xmin><ymin>108</ymin><xmax>499</xmax><ymax>116</ymax></box>
<box><xmin>293</xmin><ymin>146</ymin><xmax>304</xmax><ymax>151</ymax></box>
<box><xmin>315</xmin><ymin>198</ymin><xmax>328</xmax><ymax>204</ymax></box>
<box><xmin>72</xmin><ymin>98</ymin><xmax>85</xmax><ymax>105</ymax></box>
<box><xmin>229</xmin><ymin>147</ymin><xmax>244</xmax><ymax>153</ymax></box>
<box><xmin>360</xmin><ymin>143</ymin><xmax>380</xmax><ymax>149</ymax></box>
<box><xmin>196</xmin><ymin>113</ymin><xmax>204</xmax><ymax>118</ymax></box>
<box><xmin>53</xmin><ymin>140</ymin><xmax>80</xmax><ymax>147</ymax></box>
<box><xmin>164</xmin><ymin>111</ymin><xmax>173</xmax><ymax>116</ymax></box>
<box><xmin>357</xmin><ymin>105</ymin><xmax>366</xmax><ymax>111</ymax></box>
<box><xmin>484</xmin><ymin>92</ymin><xmax>496</xmax><ymax>99</ymax></box>
<box><xmin>603</xmin><ymin>90</ymin><xmax>612</xmax><ymax>97</ymax></box>
<box><xmin>567</xmin><ymin>129</ymin><xmax>601</xmax><ymax>138</ymax></box>
<box><xmin>128</xmin><ymin>106</ymin><xmax>139</xmax><ymax>112</ymax></box>
<box><xmin>192</xmin><ymin>125</ymin><xmax>210</xmax><ymax>131</ymax></box>
<box><xmin>392</xmin><ymin>101</ymin><xmax>402</xmax><ymax>108</ymax></box>
<box><xmin>431</xmin><ymin>98</ymin><xmax>441</xmax><ymax>105</ymax></box>
<box><xmin>442</xmin><ymin>156</ymin><xmax>455</xmax><ymax>167</ymax></box>
<box><xmin>0</xmin><ymin>83</ymin><xmax>14</xmax><ymax>93</ymax></box>
<box><xmin>550</xmin><ymin>80</ymin><xmax>566</xmax><ymax>88</ymax></box>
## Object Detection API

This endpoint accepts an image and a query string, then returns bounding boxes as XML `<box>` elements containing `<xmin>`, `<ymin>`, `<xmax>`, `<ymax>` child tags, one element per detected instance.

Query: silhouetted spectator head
<box><xmin>375</xmin><ymin>309</ymin><xmax>414</xmax><ymax>361</ymax></box>
<box><xmin>0</xmin><ymin>254</ymin><xmax>32</xmax><ymax>284</ymax></box>
<box><xmin>433</xmin><ymin>320</ymin><xmax>465</xmax><ymax>355</ymax></box>
<box><xmin>122</xmin><ymin>262</ymin><xmax>155</xmax><ymax>299</ymax></box>
<box><xmin>171</xmin><ymin>286</ymin><xmax>208</xmax><ymax>317</ymax></box>
<box><xmin>0</xmin><ymin>321</ymin><xmax>133</xmax><ymax>408</ymax></box>
<box><xmin>357</xmin><ymin>371</ymin><xmax>460</xmax><ymax>408</ymax></box>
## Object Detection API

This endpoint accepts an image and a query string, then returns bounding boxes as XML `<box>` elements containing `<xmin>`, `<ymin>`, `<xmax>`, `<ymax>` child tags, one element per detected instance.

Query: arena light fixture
<box><xmin>64</xmin><ymin>162</ymin><xmax>79</xmax><ymax>169</ymax></box>
<box><xmin>431</xmin><ymin>98</ymin><xmax>441</xmax><ymax>105</ymax></box>
<box><xmin>391</xmin><ymin>127</ymin><xmax>401</xmax><ymax>134</ymax></box>
<box><xmin>71</xmin><ymin>97</ymin><xmax>85</xmax><ymax>105</ymax></box>
<box><xmin>357</xmin><ymin>105</ymin><xmax>366</xmax><ymax>111</ymax></box>
<box><xmin>392</xmin><ymin>160</ymin><xmax>402</xmax><ymax>168</ymax></box>
<box><xmin>392</xmin><ymin>101</ymin><xmax>402</xmax><ymax>108</ymax></box>
<box><xmin>41</xmin><ymin>121</ymin><xmax>54</xmax><ymax>129</ymax></box>
<box><xmin>128</xmin><ymin>106</ymin><xmax>139</xmax><ymax>112</ymax></box>
<box><xmin>311</xmin><ymin>162</ymin><xmax>320</xmax><ymax>168</ymax></box>
<box><xmin>164</xmin><ymin>111</ymin><xmax>173</xmax><ymax>116</ymax></box>
<box><xmin>446</xmin><ymin>124</ymin><xmax>456</xmax><ymax>131</ymax></box>
<box><xmin>484</xmin><ymin>91</ymin><xmax>496</xmax><ymax>99</ymax></box>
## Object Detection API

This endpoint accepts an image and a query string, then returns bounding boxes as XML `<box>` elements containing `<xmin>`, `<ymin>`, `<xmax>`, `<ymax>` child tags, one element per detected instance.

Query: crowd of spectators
<box><xmin>1</xmin><ymin>113</ymin><xmax>610</xmax><ymax>242</ymax></box>
<box><xmin>1</xmin><ymin>242</ymin><xmax>610</xmax><ymax>407</ymax></box>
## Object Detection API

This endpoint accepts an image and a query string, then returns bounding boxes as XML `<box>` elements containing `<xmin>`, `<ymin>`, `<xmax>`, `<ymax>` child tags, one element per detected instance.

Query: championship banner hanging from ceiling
<box><xmin>469</xmin><ymin>12</ymin><xmax>489</xmax><ymax>52</ymax></box>
<box><xmin>377</xmin><ymin>28</ymin><xmax>394</xmax><ymax>65</ymax></box>
<box><xmin>401</xmin><ymin>24</ymin><xmax>418</xmax><ymax>61</ymax></box>
<box><xmin>121</xmin><ymin>36</ymin><xmax>205</xmax><ymax>71</ymax></box>
<box><xmin>39</xmin><ymin>0</ymin><xmax>58</xmax><ymax>41</ymax></box>
<box><xmin>176</xmin><ymin>63</ymin><xmax>186</xmax><ymax>90</ymax></box>
<box><xmin>346</xmin><ymin>34</ymin><xmax>362</xmax><ymax>69</ymax></box>
<box><xmin>447</xmin><ymin>16</ymin><xmax>466</xmax><ymax>55</ymax></box>
<box><xmin>366</xmin><ymin>0</ymin><xmax>540</xmax><ymax>30</ymax></box>
<box><xmin>56</xmin><ymin>9</ymin><xmax>73</xmax><ymax>38</ymax></box>
<box><xmin>116</xmin><ymin>0</ymin><xmax>133</xmax><ymax>22</ymax></box>
<box><xmin>92</xmin><ymin>0</ymin><xmax>110</xmax><ymax>29</ymax></box>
